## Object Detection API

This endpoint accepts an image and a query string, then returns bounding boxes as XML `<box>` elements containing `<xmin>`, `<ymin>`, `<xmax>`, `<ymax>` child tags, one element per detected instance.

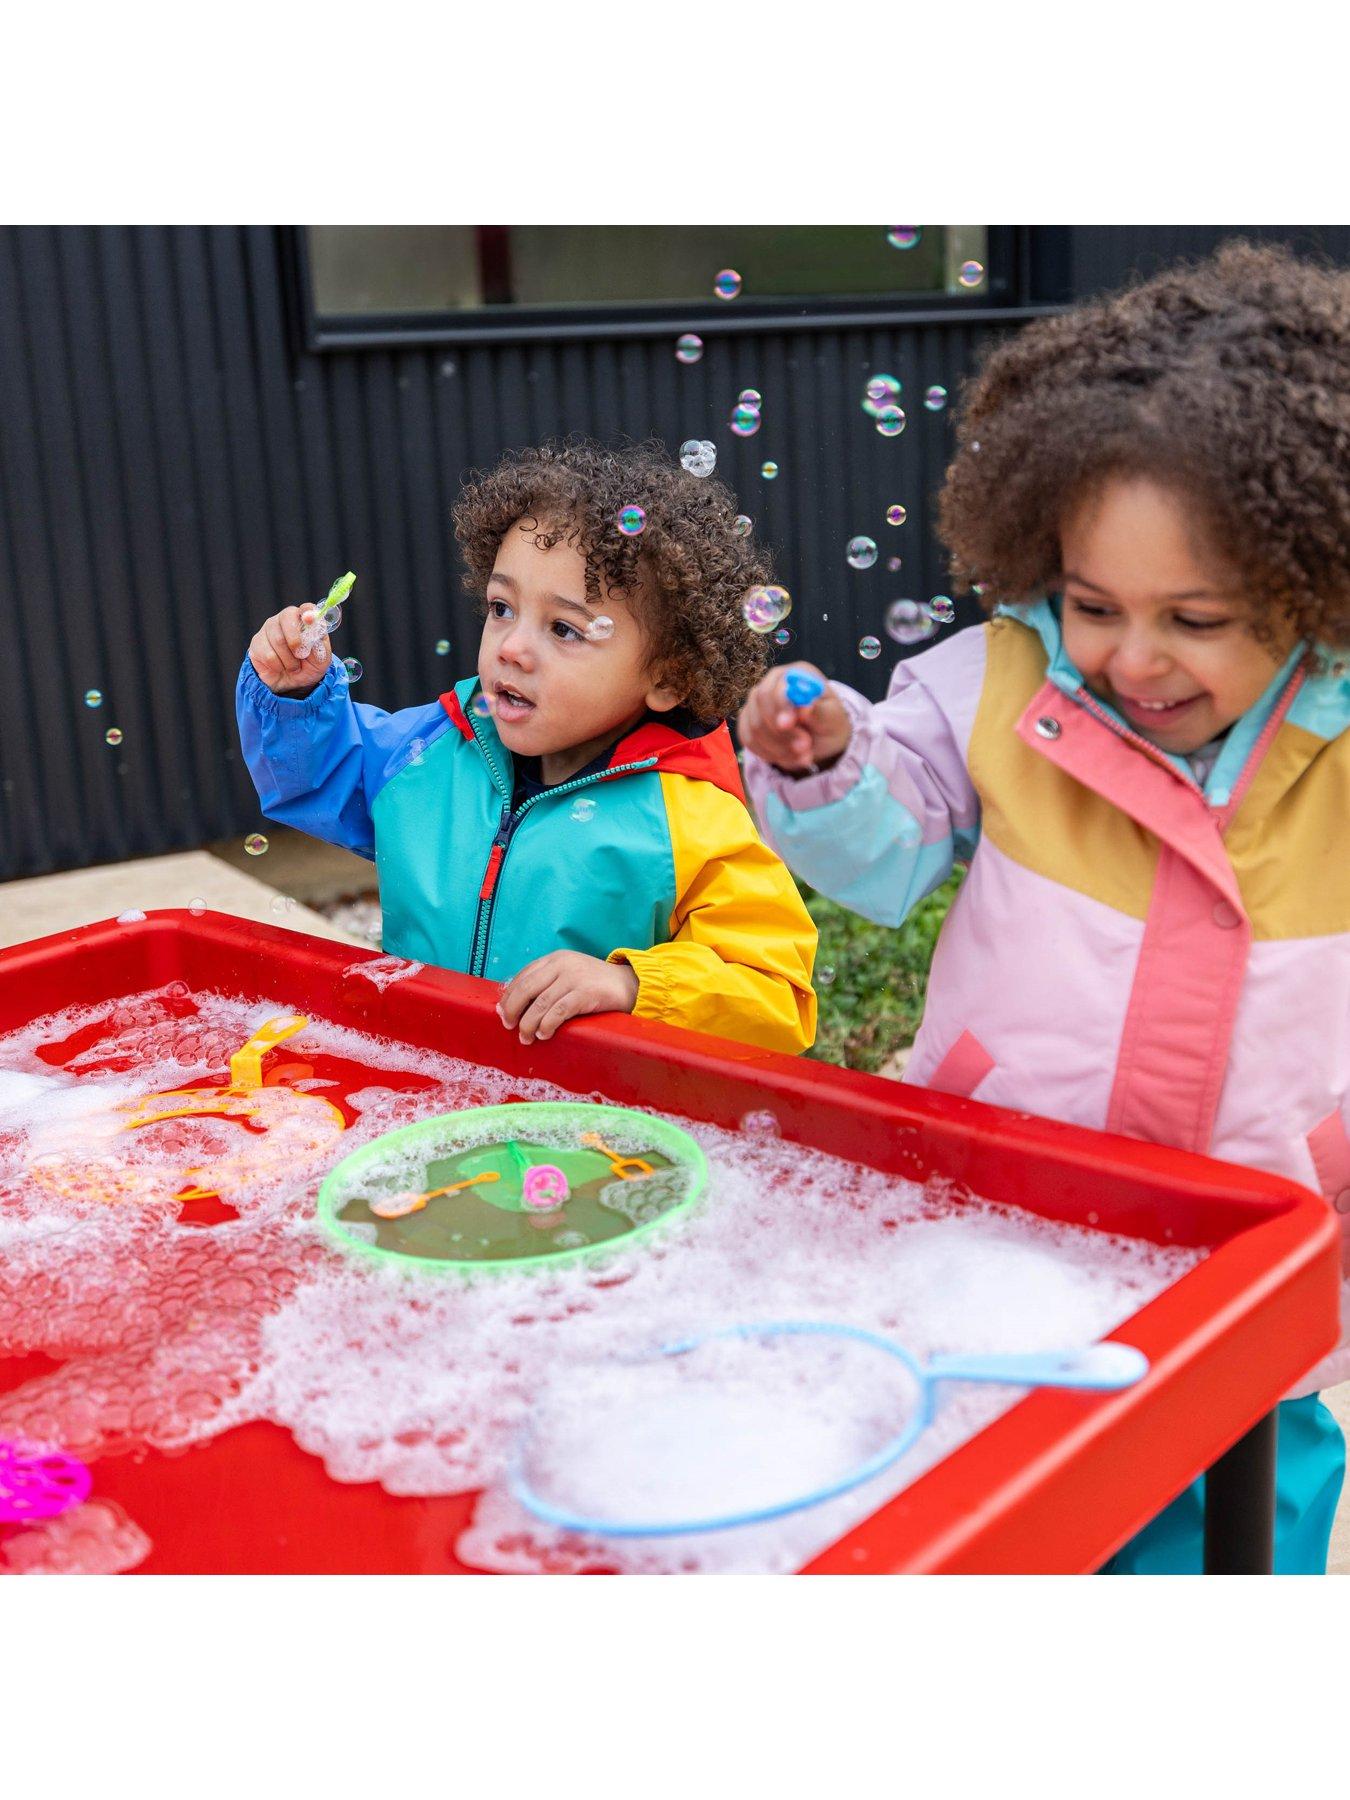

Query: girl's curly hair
<box><xmin>938</xmin><ymin>239</ymin><xmax>1350</xmax><ymax>652</ymax></box>
<box><xmin>451</xmin><ymin>437</ymin><xmax>775</xmax><ymax>720</ymax></box>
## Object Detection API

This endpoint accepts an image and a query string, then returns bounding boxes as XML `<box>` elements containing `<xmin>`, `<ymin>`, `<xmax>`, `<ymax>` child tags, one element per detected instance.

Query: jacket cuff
<box><xmin>608</xmin><ymin>945</ymin><xmax>670</xmax><ymax>1021</ymax></box>
<box><xmin>237</xmin><ymin>654</ymin><xmax>346</xmax><ymax>717</ymax></box>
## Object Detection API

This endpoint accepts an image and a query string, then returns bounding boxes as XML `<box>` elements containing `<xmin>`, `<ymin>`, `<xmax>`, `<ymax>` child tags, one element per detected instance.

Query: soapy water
<box><xmin>0</xmin><ymin>983</ymin><xmax>1202</xmax><ymax>1574</ymax></box>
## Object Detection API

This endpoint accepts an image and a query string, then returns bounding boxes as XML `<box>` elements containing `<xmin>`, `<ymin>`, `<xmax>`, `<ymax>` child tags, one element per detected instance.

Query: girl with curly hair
<box><xmin>740</xmin><ymin>239</ymin><xmax>1350</xmax><ymax>1572</ymax></box>
<box><xmin>238</xmin><ymin>438</ymin><xmax>816</xmax><ymax>1055</ymax></box>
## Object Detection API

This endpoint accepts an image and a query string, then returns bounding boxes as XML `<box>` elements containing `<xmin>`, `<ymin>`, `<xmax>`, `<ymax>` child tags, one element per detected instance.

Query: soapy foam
<box><xmin>0</xmin><ymin>983</ymin><xmax>1203</xmax><ymax>1573</ymax></box>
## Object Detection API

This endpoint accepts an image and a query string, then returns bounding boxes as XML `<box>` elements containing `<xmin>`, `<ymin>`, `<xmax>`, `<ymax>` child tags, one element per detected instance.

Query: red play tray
<box><xmin>0</xmin><ymin>911</ymin><xmax>1339</xmax><ymax>1573</ymax></box>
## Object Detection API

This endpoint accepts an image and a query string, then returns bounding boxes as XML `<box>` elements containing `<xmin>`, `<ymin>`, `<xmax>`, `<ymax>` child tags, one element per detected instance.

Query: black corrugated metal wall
<box><xmin>2</xmin><ymin>224</ymin><xmax>1346</xmax><ymax>880</ymax></box>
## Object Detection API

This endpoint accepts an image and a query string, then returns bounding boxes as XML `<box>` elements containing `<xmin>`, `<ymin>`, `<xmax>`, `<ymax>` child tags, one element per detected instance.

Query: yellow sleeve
<box><xmin>608</xmin><ymin>773</ymin><xmax>818</xmax><ymax>1055</ymax></box>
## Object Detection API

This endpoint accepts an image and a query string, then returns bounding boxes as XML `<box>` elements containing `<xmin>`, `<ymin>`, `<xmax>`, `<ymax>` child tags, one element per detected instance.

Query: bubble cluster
<box><xmin>84</xmin><ymin>689</ymin><xmax>103</xmax><ymax>709</ymax></box>
<box><xmin>927</xmin><ymin>595</ymin><xmax>956</xmax><ymax>624</ymax></box>
<box><xmin>675</xmin><ymin>333</ymin><xmax>704</xmax><ymax>364</ymax></box>
<box><xmin>616</xmin><ymin>505</ymin><xmax>646</xmax><ymax>537</ymax></box>
<box><xmin>585</xmin><ymin>615</ymin><xmax>615</xmax><ymax>643</ymax></box>
<box><xmin>846</xmin><ymin>536</ymin><xmax>878</xmax><ymax>571</ymax></box>
<box><xmin>104</xmin><ymin>727</ymin><xmax>123</xmax><ymax>747</ymax></box>
<box><xmin>760</xmin><ymin>461</ymin><xmax>779</xmax><ymax>481</ymax></box>
<box><xmin>244</xmin><ymin>834</ymin><xmax>269</xmax><ymax>857</ymax></box>
<box><xmin>886</xmin><ymin>228</ymin><xmax>922</xmax><ymax>250</ymax></box>
<box><xmin>874</xmin><ymin>406</ymin><xmax>905</xmax><ymax>438</ymax></box>
<box><xmin>570</xmin><ymin>798</ymin><xmax>596</xmax><ymax>824</ymax></box>
<box><xmin>861</xmin><ymin>373</ymin><xmax>902</xmax><ymax>419</ymax></box>
<box><xmin>742</xmin><ymin>585</ymin><xmax>792</xmax><ymax>634</ymax></box>
<box><xmin>729</xmin><ymin>402</ymin><xmax>761</xmax><ymax>438</ymax></box>
<box><xmin>858</xmin><ymin>636</ymin><xmax>882</xmax><ymax>660</ymax></box>
<box><xmin>924</xmin><ymin>385</ymin><xmax>948</xmax><ymax>412</ymax></box>
<box><xmin>957</xmin><ymin>260</ymin><xmax>985</xmax><ymax>288</ymax></box>
<box><xmin>435</xmin><ymin>639</ymin><xmax>451</xmax><ymax>656</ymax></box>
<box><xmin>680</xmin><ymin>439</ymin><xmax>717</xmax><ymax>478</ymax></box>
<box><xmin>885</xmin><ymin>599</ymin><xmax>938</xmax><ymax>645</ymax></box>
<box><xmin>714</xmin><ymin>269</ymin><xmax>742</xmax><ymax>301</ymax></box>
<box><xmin>886</xmin><ymin>504</ymin><xmax>907</xmax><ymax>527</ymax></box>
<box><xmin>732</xmin><ymin>515</ymin><xmax>753</xmax><ymax>538</ymax></box>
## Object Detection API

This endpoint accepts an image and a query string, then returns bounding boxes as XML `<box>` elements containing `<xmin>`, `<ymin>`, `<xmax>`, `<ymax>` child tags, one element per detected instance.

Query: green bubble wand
<box><xmin>300</xmin><ymin>570</ymin><xmax>356</xmax><ymax>657</ymax></box>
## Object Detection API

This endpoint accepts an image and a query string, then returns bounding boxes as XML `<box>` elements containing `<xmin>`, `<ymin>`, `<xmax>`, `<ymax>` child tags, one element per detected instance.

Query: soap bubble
<box><xmin>585</xmin><ymin>615</ymin><xmax>615</xmax><ymax>643</ymax></box>
<box><xmin>773</xmin><ymin>627</ymin><xmax>792</xmax><ymax>645</ymax></box>
<box><xmin>732</xmin><ymin>515</ymin><xmax>753</xmax><ymax>538</ymax></box>
<box><xmin>325</xmin><ymin>605</ymin><xmax>343</xmax><ymax>633</ymax></box>
<box><xmin>341</xmin><ymin>658</ymin><xmax>363</xmax><ymax>683</ymax></box>
<box><xmin>760</xmin><ymin>461</ymin><xmax>779</xmax><ymax>480</ymax></box>
<box><xmin>84</xmin><ymin>688</ymin><xmax>103</xmax><ymax>708</ymax></box>
<box><xmin>861</xmin><ymin>373</ymin><xmax>902</xmax><ymax>418</ymax></box>
<box><xmin>858</xmin><ymin>635</ymin><xmax>882</xmax><ymax>660</ymax></box>
<box><xmin>886</xmin><ymin>504</ymin><xmax>907</xmax><ymax>527</ymax></box>
<box><xmin>886</xmin><ymin>228</ymin><xmax>922</xmax><ymax>250</ymax></box>
<box><xmin>887</xmin><ymin>556</ymin><xmax>902</xmax><ymax>573</ymax></box>
<box><xmin>958</xmin><ymin>260</ymin><xmax>985</xmax><ymax>288</ymax></box>
<box><xmin>875</xmin><ymin>406</ymin><xmax>906</xmax><ymax>438</ymax></box>
<box><xmin>270</xmin><ymin>895</ymin><xmax>297</xmax><ymax>917</ymax></box>
<box><xmin>244</xmin><ymin>834</ymin><xmax>269</xmax><ymax>856</ymax></box>
<box><xmin>927</xmin><ymin>595</ymin><xmax>956</xmax><ymax>624</ymax></box>
<box><xmin>885</xmin><ymin>599</ymin><xmax>938</xmax><ymax>645</ymax></box>
<box><xmin>104</xmin><ymin>727</ymin><xmax>123</xmax><ymax>746</ymax></box>
<box><xmin>738</xmin><ymin>388</ymin><xmax>762</xmax><ymax>408</ymax></box>
<box><xmin>739</xmin><ymin>1108</ymin><xmax>781</xmax><ymax>1136</ymax></box>
<box><xmin>972</xmin><ymin>581</ymin><xmax>988</xmax><ymax>597</ymax></box>
<box><xmin>846</xmin><ymin>536</ymin><xmax>878</xmax><ymax>570</ymax></box>
<box><xmin>617</xmin><ymin>505</ymin><xmax>646</xmax><ymax>536</ymax></box>
<box><xmin>742</xmin><ymin>584</ymin><xmax>792</xmax><ymax>633</ymax></box>
<box><xmin>714</xmin><ymin>269</ymin><xmax>742</xmax><ymax>300</ymax></box>
<box><xmin>470</xmin><ymin>693</ymin><xmax>493</xmax><ymax>718</ymax></box>
<box><xmin>570</xmin><ymin>797</ymin><xmax>596</xmax><ymax>824</ymax></box>
<box><xmin>730</xmin><ymin>402</ymin><xmax>762</xmax><ymax>437</ymax></box>
<box><xmin>924</xmin><ymin>386</ymin><xmax>948</xmax><ymax>412</ymax></box>
<box><xmin>116</xmin><ymin>909</ymin><xmax>146</xmax><ymax>924</ymax></box>
<box><xmin>675</xmin><ymin>333</ymin><xmax>704</xmax><ymax>364</ymax></box>
<box><xmin>187</xmin><ymin>897</ymin><xmax>206</xmax><ymax>915</ymax></box>
<box><xmin>818</xmin><ymin>964</ymin><xmax>836</xmax><ymax>986</ymax></box>
<box><xmin>435</xmin><ymin>639</ymin><xmax>451</xmax><ymax>656</ymax></box>
<box><xmin>408</xmin><ymin>737</ymin><xmax>427</xmax><ymax>765</ymax></box>
<box><xmin>680</xmin><ymin>439</ymin><xmax>717</xmax><ymax>478</ymax></box>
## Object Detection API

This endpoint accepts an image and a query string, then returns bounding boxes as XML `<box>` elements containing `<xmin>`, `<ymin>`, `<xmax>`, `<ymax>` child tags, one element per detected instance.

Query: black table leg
<box><xmin>1203</xmin><ymin>1409</ymin><xmax>1278</xmax><ymax>1573</ymax></box>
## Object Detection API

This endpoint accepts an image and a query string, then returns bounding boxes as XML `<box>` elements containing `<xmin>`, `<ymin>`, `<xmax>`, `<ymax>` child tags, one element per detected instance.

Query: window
<box><xmin>295</xmin><ymin>225</ymin><xmax>1007</xmax><ymax>348</ymax></box>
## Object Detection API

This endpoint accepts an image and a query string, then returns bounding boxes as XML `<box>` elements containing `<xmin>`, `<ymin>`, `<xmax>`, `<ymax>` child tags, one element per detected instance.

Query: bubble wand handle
<box><xmin>299</xmin><ymin>570</ymin><xmax>356</xmax><ymax>656</ymax></box>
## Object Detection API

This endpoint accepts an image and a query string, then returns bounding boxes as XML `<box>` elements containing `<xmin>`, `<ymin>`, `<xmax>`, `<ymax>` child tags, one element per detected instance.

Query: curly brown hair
<box><xmin>938</xmin><ymin>239</ymin><xmax>1350</xmax><ymax>653</ymax></box>
<box><xmin>451</xmin><ymin>437</ymin><xmax>775</xmax><ymax>720</ymax></box>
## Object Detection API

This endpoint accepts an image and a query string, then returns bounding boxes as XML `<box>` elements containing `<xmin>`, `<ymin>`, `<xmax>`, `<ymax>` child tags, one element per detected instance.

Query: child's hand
<box><xmin>248</xmin><ymin>606</ymin><xmax>332</xmax><ymax>696</ymax></box>
<box><xmin>736</xmin><ymin>663</ymin><xmax>852</xmax><ymax>774</ymax></box>
<box><xmin>497</xmin><ymin>952</ymin><xmax>640</xmax><ymax>1045</ymax></box>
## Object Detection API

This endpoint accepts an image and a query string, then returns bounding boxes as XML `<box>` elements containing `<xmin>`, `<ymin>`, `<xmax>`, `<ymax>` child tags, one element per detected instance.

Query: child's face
<box><xmin>1059</xmin><ymin>477</ymin><xmax>1295</xmax><ymax>755</ymax></box>
<box><xmin>476</xmin><ymin>519</ymin><xmax>680</xmax><ymax>778</ymax></box>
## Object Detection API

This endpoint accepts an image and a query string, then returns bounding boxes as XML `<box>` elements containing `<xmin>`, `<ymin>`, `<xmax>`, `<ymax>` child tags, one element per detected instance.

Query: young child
<box><xmin>238</xmin><ymin>439</ymin><xmax>817</xmax><ymax>1056</ymax></box>
<box><xmin>739</xmin><ymin>240</ymin><xmax>1350</xmax><ymax>1573</ymax></box>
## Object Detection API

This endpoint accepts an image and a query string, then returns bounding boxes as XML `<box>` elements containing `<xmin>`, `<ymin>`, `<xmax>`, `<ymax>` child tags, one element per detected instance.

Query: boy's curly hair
<box><xmin>451</xmin><ymin>437</ymin><xmax>775</xmax><ymax>720</ymax></box>
<box><xmin>938</xmin><ymin>239</ymin><xmax>1350</xmax><ymax>652</ymax></box>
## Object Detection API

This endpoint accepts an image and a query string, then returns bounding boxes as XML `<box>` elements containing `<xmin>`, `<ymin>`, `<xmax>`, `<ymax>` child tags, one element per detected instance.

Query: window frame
<box><xmin>286</xmin><ymin>225</ymin><xmax>1031</xmax><ymax>352</ymax></box>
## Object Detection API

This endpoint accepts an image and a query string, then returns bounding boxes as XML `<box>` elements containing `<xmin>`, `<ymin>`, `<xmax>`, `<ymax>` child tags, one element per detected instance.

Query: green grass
<box><xmin>802</xmin><ymin>869</ymin><xmax>965</xmax><ymax>1073</ymax></box>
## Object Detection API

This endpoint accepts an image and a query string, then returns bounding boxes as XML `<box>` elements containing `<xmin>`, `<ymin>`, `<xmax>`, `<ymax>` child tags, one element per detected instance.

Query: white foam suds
<box><xmin>0</xmin><ymin>983</ymin><xmax>1203</xmax><ymax>1573</ymax></box>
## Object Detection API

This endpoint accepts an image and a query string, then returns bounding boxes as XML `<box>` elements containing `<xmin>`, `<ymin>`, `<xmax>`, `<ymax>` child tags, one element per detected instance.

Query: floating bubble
<box><xmin>972</xmin><ymin>581</ymin><xmax>988</xmax><ymax>597</ymax></box>
<box><xmin>742</xmin><ymin>584</ymin><xmax>792</xmax><ymax>634</ymax></box>
<box><xmin>269</xmin><ymin>895</ymin><xmax>297</xmax><ymax>917</ymax></box>
<box><xmin>341</xmin><ymin>658</ymin><xmax>363</xmax><ymax>683</ymax></box>
<box><xmin>773</xmin><ymin>627</ymin><xmax>792</xmax><ymax>645</ymax></box>
<box><xmin>408</xmin><ymin>736</ymin><xmax>427</xmax><ymax>765</ymax></box>
<box><xmin>886</xmin><ymin>228</ymin><xmax>922</xmax><ymax>250</ymax></box>
<box><xmin>739</xmin><ymin>389</ymin><xmax>762</xmax><ymax>409</ymax></box>
<box><xmin>714</xmin><ymin>269</ymin><xmax>742</xmax><ymax>301</ymax></box>
<box><xmin>435</xmin><ymin>639</ymin><xmax>451</xmax><ymax>656</ymax></box>
<box><xmin>675</xmin><ymin>333</ymin><xmax>704</xmax><ymax>365</ymax></box>
<box><xmin>887</xmin><ymin>556</ymin><xmax>903</xmax><ymax>573</ymax></box>
<box><xmin>760</xmin><ymin>461</ymin><xmax>779</xmax><ymax>480</ymax></box>
<box><xmin>885</xmin><ymin>599</ymin><xmax>938</xmax><ymax>645</ymax></box>
<box><xmin>732</xmin><ymin>515</ymin><xmax>753</xmax><ymax>538</ymax></box>
<box><xmin>846</xmin><ymin>536</ymin><xmax>878</xmax><ymax>571</ymax></box>
<box><xmin>325</xmin><ymin>605</ymin><xmax>343</xmax><ymax>633</ymax></box>
<box><xmin>924</xmin><ymin>386</ymin><xmax>948</xmax><ymax>412</ymax></box>
<box><xmin>470</xmin><ymin>693</ymin><xmax>493</xmax><ymax>718</ymax></box>
<box><xmin>244</xmin><ymin>834</ymin><xmax>269</xmax><ymax>857</ymax></box>
<box><xmin>927</xmin><ymin>595</ymin><xmax>957</xmax><ymax>624</ymax></box>
<box><xmin>617</xmin><ymin>505</ymin><xmax>646</xmax><ymax>537</ymax></box>
<box><xmin>84</xmin><ymin>689</ymin><xmax>103</xmax><ymax>709</ymax></box>
<box><xmin>585</xmin><ymin>615</ymin><xmax>615</xmax><ymax>643</ymax></box>
<box><xmin>858</xmin><ymin>635</ymin><xmax>882</xmax><ymax>660</ymax></box>
<box><xmin>570</xmin><ymin>797</ymin><xmax>596</xmax><ymax>824</ymax></box>
<box><xmin>187</xmin><ymin>897</ymin><xmax>206</xmax><ymax>915</ymax></box>
<box><xmin>104</xmin><ymin>727</ymin><xmax>123</xmax><ymax>747</ymax></box>
<box><xmin>818</xmin><ymin>965</ymin><xmax>836</xmax><ymax>986</ymax></box>
<box><xmin>680</xmin><ymin>439</ymin><xmax>717</xmax><ymax>478</ymax></box>
<box><xmin>886</xmin><ymin>504</ymin><xmax>907</xmax><ymax>527</ymax></box>
<box><xmin>729</xmin><ymin>402</ymin><xmax>762</xmax><ymax>438</ymax></box>
<box><xmin>861</xmin><ymin>373</ymin><xmax>902</xmax><ymax>418</ymax></box>
<box><xmin>958</xmin><ymin>261</ymin><xmax>985</xmax><ymax>289</ymax></box>
<box><xmin>116</xmin><ymin>909</ymin><xmax>146</xmax><ymax>924</ymax></box>
<box><xmin>875</xmin><ymin>406</ymin><xmax>905</xmax><ymax>438</ymax></box>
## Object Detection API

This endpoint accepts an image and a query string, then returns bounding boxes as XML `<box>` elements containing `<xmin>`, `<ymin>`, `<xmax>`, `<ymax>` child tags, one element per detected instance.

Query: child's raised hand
<box><xmin>497</xmin><ymin>951</ymin><xmax>640</xmax><ymax>1045</ymax></box>
<box><xmin>248</xmin><ymin>606</ymin><xmax>332</xmax><ymax>696</ymax></box>
<box><xmin>736</xmin><ymin>663</ymin><xmax>852</xmax><ymax>774</ymax></box>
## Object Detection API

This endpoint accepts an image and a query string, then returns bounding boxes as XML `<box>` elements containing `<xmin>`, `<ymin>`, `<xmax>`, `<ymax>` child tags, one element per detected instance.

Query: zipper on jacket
<box><xmin>467</xmin><ymin>755</ymin><xmax>659</xmax><ymax>979</ymax></box>
<box><xmin>1072</xmin><ymin>686</ymin><xmax>1204</xmax><ymax>789</ymax></box>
